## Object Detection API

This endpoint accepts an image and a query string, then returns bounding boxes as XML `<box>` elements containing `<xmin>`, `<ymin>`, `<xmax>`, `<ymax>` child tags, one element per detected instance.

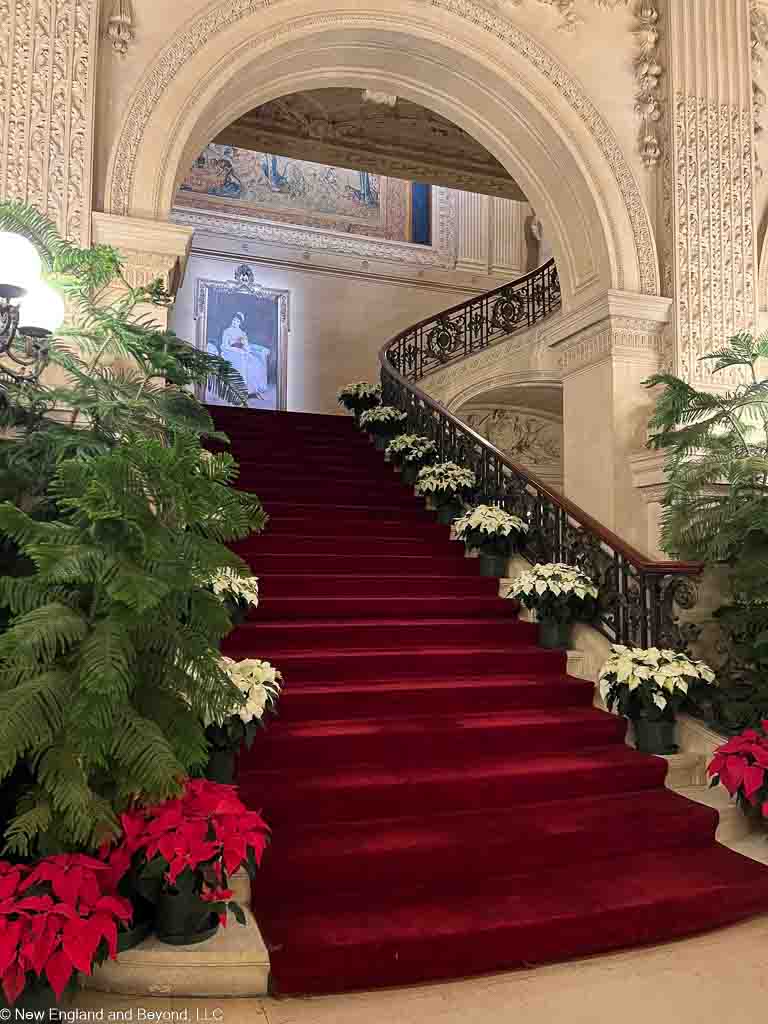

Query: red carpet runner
<box><xmin>215</xmin><ymin>407</ymin><xmax>768</xmax><ymax>995</ymax></box>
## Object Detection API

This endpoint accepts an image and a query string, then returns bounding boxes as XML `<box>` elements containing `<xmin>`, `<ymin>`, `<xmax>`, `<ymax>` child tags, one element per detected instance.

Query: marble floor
<box><xmin>77</xmin><ymin>911</ymin><xmax>768</xmax><ymax>1024</ymax></box>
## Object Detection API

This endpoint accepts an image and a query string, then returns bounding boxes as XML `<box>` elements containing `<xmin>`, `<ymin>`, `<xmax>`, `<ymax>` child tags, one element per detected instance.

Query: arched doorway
<box><xmin>104</xmin><ymin>0</ymin><xmax>660</xmax><ymax>310</ymax></box>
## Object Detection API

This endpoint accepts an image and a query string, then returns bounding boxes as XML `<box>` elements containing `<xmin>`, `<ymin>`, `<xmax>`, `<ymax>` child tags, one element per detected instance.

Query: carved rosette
<box><xmin>0</xmin><ymin>0</ymin><xmax>96</xmax><ymax>245</ymax></box>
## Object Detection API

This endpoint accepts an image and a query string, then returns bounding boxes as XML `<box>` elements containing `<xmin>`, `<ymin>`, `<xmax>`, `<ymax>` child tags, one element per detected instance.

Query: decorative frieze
<box><xmin>0</xmin><ymin>0</ymin><xmax>98</xmax><ymax>245</ymax></box>
<box><xmin>172</xmin><ymin>188</ymin><xmax>458</xmax><ymax>271</ymax></box>
<box><xmin>556</xmin><ymin>315</ymin><xmax>668</xmax><ymax>375</ymax></box>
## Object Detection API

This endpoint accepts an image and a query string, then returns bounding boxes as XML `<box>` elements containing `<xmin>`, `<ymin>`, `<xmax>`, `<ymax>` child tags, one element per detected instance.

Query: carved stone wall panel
<box><xmin>462</xmin><ymin>404</ymin><xmax>563</xmax><ymax>467</ymax></box>
<box><xmin>672</xmin><ymin>95</ymin><xmax>755</xmax><ymax>384</ymax></box>
<box><xmin>0</xmin><ymin>0</ymin><xmax>98</xmax><ymax>245</ymax></box>
<box><xmin>555</xmin><ymin>314</ymin><xmax>668</xmax><ymax>374</ymax></box>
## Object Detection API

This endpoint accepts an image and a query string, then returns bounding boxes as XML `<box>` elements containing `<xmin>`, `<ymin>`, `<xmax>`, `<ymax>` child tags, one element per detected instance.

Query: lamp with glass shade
<box><xmin>0</xmin><ymin>231</ymin><xmax>60</xmax><ymax>383</ymax></box>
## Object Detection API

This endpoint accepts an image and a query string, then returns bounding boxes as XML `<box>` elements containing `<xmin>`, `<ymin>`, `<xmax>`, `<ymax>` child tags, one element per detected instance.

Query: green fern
<box><xmin>646</xmin><ymin>332</ymin><xmax>768</xmax><ymax>728</ymax></box>
<box><xmin>0</xmin><ymin>203</ymin><xmax>267</xmax><ymax>853</ymax></box>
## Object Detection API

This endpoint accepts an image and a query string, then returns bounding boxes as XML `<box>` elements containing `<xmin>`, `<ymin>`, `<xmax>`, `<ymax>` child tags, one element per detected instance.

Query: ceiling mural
<box><xmin>176</xmin><ymin>143</ymin><xmax>427</xmax><ymax>244</ymax></box>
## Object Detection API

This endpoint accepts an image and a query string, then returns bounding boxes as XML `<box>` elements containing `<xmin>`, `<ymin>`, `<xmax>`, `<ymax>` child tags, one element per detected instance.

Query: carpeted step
<box><xmin>256</xmin><ymin>594</ymin><xmax>516</xmax><ymax>621</ymax></box>
<box><xmin>258</xmin><ymin>844</ymin><xmax>768</xmax><ymax>994</ymax></box>
<box><xmin>234</xmin><ymin>535</ymin><xmax>467</xmax><ymax>559</ymax></box>
<box><xmin>261</xmin><ymin>573</ymin><xmax>497</xmax><ymax>597</ymax></box>
<box><xmin>272</xmin><ymin>674</ymin><xmax>595</xmax><ymax>721</ymax></box>
<box><xmin>241</xmin><ymin>706</ymin><xmax>627</xmax><ymax>771</ymax></box>
<box><xmin>262</xmin><ymin>515</ymin><xmax>447</xmax><ymax>538</ymax></box>
<box><xmin>225</xmin><ymin>643</ymin><xmax>566</xmax><ymax>683</ymax></box>
<box><xmin>229</xmin><ymin>616</ymin><xmax>537</xmax><ymax>653</ymax></box>
<box><xmin>234</xmin><ymin>552</ymin><xmax>484</xmax><ymax>576</ymax></box>
<box><xmin>259</xmin><ymin>501</ymin><xmax>437</xmax><ymax>522</ymax></box>
<box><xmin>239</xmin><ymin>744</ymin><xmax>668</xmax><ymax>826</ymax></box>
<box><xmin>253</xmin><ymin>790</ymin><xmax>718</xmax><ymax>904</ymax></box>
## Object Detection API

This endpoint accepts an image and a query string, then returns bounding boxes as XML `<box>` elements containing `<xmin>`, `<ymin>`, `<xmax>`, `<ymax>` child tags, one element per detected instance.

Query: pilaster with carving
<box><xmin>0</xmin><ymin>0</ymin><xmax>99</xmax><ymax>245</ymax></box>
<box><xmin>666</xmin><ymin>0</ymin><xmax>757</xmax><ymax>386</ymax></box>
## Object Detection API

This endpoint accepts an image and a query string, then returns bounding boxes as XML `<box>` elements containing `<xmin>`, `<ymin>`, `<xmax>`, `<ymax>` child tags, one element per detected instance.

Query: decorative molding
<box><xmin>751</xmin><ymin>1</ymin><xmax>768</xmax><ymax>175</ymax></box>
<box><xmin>634</xmin><ymin>0</ymin><xmax>663</xmax><ymax>168</ymax></box>
<box><xmin>0</xmin><ymin>0</ymin><xmax>98</xmax><ymax>245</ymax></box>
<box><xmin>106</xmin><ymin>0</ymin><xmax>659</xmax><ymax>294</ymax></box>
<box><xmin>672</xmin><ymin>94</ymin><xmax>755</xmax><ymax>384</ymax></box>
<box><xmin>556</xmin><ymin>315</ymin><xmax>667</xmax><ymax>374</ymax></box>
<box><xmin>91</xmin><ymin>212</ymin><xmax>194</xmax><ymax>293</ymax></box>
<box><xmin>172</xmin><ymin>188</ymin><xmax>458</xmax><ymax>270</ymax></box>
<box><xmin>107</xmin><ymin>0</ymin><xmax>134</xmax><ymax>55</ymax></box>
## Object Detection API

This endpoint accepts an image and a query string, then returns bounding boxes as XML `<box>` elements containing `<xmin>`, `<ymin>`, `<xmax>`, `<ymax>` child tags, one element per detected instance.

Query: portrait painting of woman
<box><xmin>195</xmin><ymin>273</ymin><xmax>289</xmax><ymax>411</ymax></box>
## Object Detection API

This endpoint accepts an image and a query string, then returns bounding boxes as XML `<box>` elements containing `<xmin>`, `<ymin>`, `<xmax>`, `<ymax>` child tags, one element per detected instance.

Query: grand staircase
<box><xmin>214</xmin><ymin>405</ymin><xmax>768</xmax><ymax>996</ymax></box>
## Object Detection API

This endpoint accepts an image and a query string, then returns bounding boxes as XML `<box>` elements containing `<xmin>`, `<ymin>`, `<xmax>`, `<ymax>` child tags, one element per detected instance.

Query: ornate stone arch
<box><xmin>104</xmin><ymin>0</ymin><xmax>660</xmax><ymax>305</ymax></box>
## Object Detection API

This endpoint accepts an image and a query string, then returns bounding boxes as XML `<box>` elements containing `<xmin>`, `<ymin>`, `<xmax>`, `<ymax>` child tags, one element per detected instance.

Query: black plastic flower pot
<box><xmin>224</xmin><ymin>597</ymin><xmax>250</xmax><ymax>627</ymax></box>
<box><xmin>205</xmin><ymin>748</ymin><xmax>236</xmax><ymax>785</ymax></box>
<box><xmin>437</xmin><ymin>500</ymin><xmax>463</xmax><ymax>525</ymax></box>
<box><xmin>1</xmin><ymin>977</ymin><xmax>75</xmax><ymax>1013</ymax></box>
<box><xmin>401</xmin><ymin>464</ymin><xmax>420</xmax><ymax>485</ymax></box>
<box><xmin>117</xmin><ymin>916</ymin><xmax>154</xmax><ymax>952</ymax></box>
<box><xmin>478</xmin><ymin>552</ymin><xmax>508</xmax><ymax>577</ymax></box>
<box><xmin>634</xmin><ymin>719</ymin><xmax>678</xmax><ymax>755</ymax></box>
<box><xmin>155</xmin><ymin>890</ymin><xmax>219</xmax><ymax>946</ymax></box>
<box><xmin>538</xmin><ymin>618</ymin><xmax>571</xmax><ymax>650</ymax></box>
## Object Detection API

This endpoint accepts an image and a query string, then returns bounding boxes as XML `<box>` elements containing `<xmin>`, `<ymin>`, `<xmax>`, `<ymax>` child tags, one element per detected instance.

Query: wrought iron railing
<box><xmin>379</xmin><ymin>259</ymin><xmax>702</xmax><ymax>650</ymax></box>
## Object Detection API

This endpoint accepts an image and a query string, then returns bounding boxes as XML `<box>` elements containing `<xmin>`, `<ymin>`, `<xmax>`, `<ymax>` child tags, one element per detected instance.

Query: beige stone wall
<box><xmin>171</xmin><ymin>251</ymin><xmax>471</xmax><ymax>415</ymax></box>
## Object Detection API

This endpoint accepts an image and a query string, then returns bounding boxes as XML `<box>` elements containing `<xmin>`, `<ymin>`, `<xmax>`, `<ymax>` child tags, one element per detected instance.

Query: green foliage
<box><xmin>0</xmin><ymin>203</ymin><xmax>267</xmax><ymax>854</ymax></box>
<box><xmin>646</xmin><ymin>332</ymin><xmax>768</xmax><ymax>729</ymax></box>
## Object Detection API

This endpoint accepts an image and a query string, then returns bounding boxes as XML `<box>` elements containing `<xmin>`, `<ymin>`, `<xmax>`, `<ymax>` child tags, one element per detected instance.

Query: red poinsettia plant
<box><xmin>708</xmin><ymin>722</ymin><xmax>768</xmax><ymax>814</ymax></box>
<box><xmin>0</xmin><ymin>854</ymin><xmax>132</xmax><ymax>1005</ymax></box>
<box><xmin>101</xmin><ymin>778</ymin><xmax>269</xmax><ymax>930</ymax></box>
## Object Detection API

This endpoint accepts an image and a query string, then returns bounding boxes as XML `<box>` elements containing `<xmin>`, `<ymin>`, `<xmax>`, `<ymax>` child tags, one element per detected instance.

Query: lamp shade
<box><xmin>0</xmin><ymin>232</ymin><xmax>42</xmax><ymax>291</ymax></box>
<box><xmin>18</xmin><ymin>281</ymin><xmax>65</xmax><ymax>333</ymax></box>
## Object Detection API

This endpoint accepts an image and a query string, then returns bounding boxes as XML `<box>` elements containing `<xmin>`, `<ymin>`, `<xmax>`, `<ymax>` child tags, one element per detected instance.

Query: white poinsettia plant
<box><xmin>599</xmin><ymin>645</ymin><xmax>716</xmax><ymax>722</ymax></box>
<box><xmin>507</xmin><ymin>562</ymin><xmax>599</xmax><ymax>623</ymax></box>
<box><xmin>205</xmin><ymin>656</ymin><xmax>283</xmax><ymax>753</ymax></box>
<box><xmin>386</xmin><ymin>433</ymin><xmax>438</xmax><ymax>464</ymax></box>
<box><xmin>206</xmin><ymin>567</ymin><xmax>259</xmax><ymax>626</ymax></box>
<box><xmin>337</xmin><ymin>380</ymin><xmax>382</xmax><ymax>415</ymax></box>
<box><xmin>415</xmin><ymin>461</ymin><xmax>476</xmax><ymax>501</ymax></box>
<box><xmin>358</xmin><ymin>405</ymin><xmax>408</xmax><ymax>434</ymax></box>
<box><xmin>454</xmin><ymin>504</ymin><xmax>529</xmax><ymax>555</ymax></box>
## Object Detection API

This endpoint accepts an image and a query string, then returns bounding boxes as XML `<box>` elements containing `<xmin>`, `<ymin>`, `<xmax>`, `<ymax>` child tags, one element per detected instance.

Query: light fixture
<box><xmin>0</xmin><ymin>232</ymin><xmax>57</xmax><ymax>385</ymax></box>
<box><xmin>19</xmin><ymin>282</ymin><xmax>65</xmax><ymax>334</ymax></box>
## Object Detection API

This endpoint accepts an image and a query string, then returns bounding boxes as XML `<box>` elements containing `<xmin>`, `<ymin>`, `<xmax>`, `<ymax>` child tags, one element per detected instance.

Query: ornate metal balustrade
<box><xmin>379</xmin><ymin>261</ymin><xmax>702</xmax><ymax>650</ymax></box>
<box><xmin>387</xmin><ymin>259</ymin><xmax>561</xmax><ymax>381</ymax></box>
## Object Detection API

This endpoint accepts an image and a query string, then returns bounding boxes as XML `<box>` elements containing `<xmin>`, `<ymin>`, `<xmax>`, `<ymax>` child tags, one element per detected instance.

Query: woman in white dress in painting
<box><xmin>220</xmin><ymin>312</ymin><xmax>269</xmax><ymax>404</ymax></box>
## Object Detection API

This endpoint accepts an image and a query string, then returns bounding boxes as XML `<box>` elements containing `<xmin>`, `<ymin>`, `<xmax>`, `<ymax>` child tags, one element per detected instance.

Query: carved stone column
<box><xmin>550</xmin><ymin>291</ymin><xmax>672</xmax><ymax>552</ymax></box>
<box><xmin>0</xmin><ymin>0</ymin><xmax>99</xmax><ymax>244</ymax></box>
<box><xmin>665</xmin><ymin>0</ymin><xmax>757</xmax><ymax>385</ymax></box>
<box><xmin>91</xmin><ymin>214</ymin><xmax>194</xmax><ymax>326</ymax></box>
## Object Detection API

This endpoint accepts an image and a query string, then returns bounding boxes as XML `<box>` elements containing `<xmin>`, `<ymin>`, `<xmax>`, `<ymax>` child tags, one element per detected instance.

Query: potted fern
<box><xmin>507</xmin><ymin>563</ymin><xmax>598</xmax><ymax>648</ymax></box>
<box><xmin>454</xmin><ymin>504</ymin><xmax>529</xmax><ymax>576</ymax></box>
<box><xmin>415</xmin><ymin>461</ymin><xmax>477</xmax><ymax>524</ymax></box>
<box><xmin>645</xmin><ymin>332</ymin><xmax>768</xmax><ymax>733</ymax></box>
<box><xmin>386</xmin><ymin>434</ymin><xmax>439</xmax><ymax>484</ymax></box>
<box><xmin>337</xmin><ymin>381</ymin><xmax>382</xmax><ymax>420</ymax></box>
<box><xmin>599</xmin><ymin>645</ymin><xmax>716</xmax><ymax>754</ymax></box>
<box><xmin>359</xmin><ymin>405</ymin><xmax>408</xmax><ymax>449</ymax></box>
<box><xmin>0</xmin><ymin>201</ymin><xmax>266</xmax><ymax>859</ymax></box>
<box><xmin>204</xmin><ymin>657</ymin><xmax>282</xmax><ymax>784</ymax></box>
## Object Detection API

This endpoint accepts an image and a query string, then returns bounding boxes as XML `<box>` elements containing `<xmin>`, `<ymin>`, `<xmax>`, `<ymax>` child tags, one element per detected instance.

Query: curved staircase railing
<box><xmin>379</xmin><ymin>258</ymin><xmax>702</xmax><ymax>650</ymax></box>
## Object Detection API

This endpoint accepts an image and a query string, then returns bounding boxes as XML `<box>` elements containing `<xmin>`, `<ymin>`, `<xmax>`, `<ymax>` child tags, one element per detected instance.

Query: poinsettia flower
<box><xmin>2</xmin><ymin>959</ymin><xmax>26</xmax><ymax>1005</ymax></box>
<box><xmin>44</xmin><ymin>948</ymin><xmax>75</xmax><ymax>998</ymax></box>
